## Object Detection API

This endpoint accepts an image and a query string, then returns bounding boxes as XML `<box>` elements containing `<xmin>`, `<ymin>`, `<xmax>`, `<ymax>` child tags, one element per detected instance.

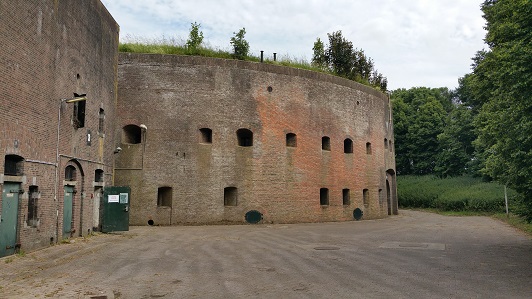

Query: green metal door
<box><xmin>63</xmin><ymin>186</ymin><xmax>74</xmax><ymax>239</ymax></box>
<box><xmin>102</xmin><ymin>186</ymin><xmax>130</xmax><ymax>233</ymax></box>
<box><xmin>1</xmin><ymin>183</ymin><xmax>20</xmax><ymax>257</ymax></box>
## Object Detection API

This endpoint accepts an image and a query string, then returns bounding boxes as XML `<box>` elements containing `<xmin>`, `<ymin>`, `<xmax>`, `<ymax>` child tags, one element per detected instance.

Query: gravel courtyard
<box><xmin>0</xmin><ymin>210</ymin><xmax>530</xmax><ymax>298</ymax></box>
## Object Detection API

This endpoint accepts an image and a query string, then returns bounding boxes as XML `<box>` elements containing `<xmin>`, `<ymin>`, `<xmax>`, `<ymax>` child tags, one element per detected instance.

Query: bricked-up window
<box><xmin>379</xmin><ymin>189</ymin><xmax>384</xmax><ymax>204</ymax></box>
<box><xmin>122</xmin><ymin>125</ymin><xmax>142</xmax><ymax>144</ymax></box>
<box><xmin>286</xmin><ymin>133</ymin><xmax>297</xmax><ymax>147</ymax></box>
<box><xmin>343</xmin><ymin>189</ymin><xmax>350</xmax><ymax>205</ymax></box>
<box><xmin>320</xmin><ymin>188</ymin><xmax>329</xmax><ymax>205</ymax></box>
<box><xmin>237</xmin><ymin>129</ymin><xmax>253</xmax><ymax>147</ymax></box>
<box><xmin>94</xmin><ymin>169</ymin><xmax>104</xmax><ymax>182</ymax></box>
<box><xmin>389</xmin><ymin>140</ymin><xmax>393</xmax><ymax>152</ymax></box>
<box><xmin>98</xmin><ymin>108</ymin><xmax>105</xmax><ymax>135</ymax></box>
<box><xmin>73</xmin><ymin>100</ymin><xmax>86</xmax><ymax>129</ymax></box>
<box><xmin>344</xmin><ymin>138</ymin><xmax>353</xmax><ymax>153</ymax></box>
<box><xmin>4</xmin><ymin>154</ymin><xmax>24</xmax><ymax>176</ymax></box>
<box><xmin>27</xmin><ymin>186</ymin><xmax>39</xmax><ymax>227</ymax></box>
<box><xmin>384</xmin><ymin>138</ymin><xmax>388</xmax><ymax>149</ymax></box>
<box><xmin>157</xmin><ymin>187</ymin><xmax>172</xmax><ymax>207</ymax></box>
<box><xmin>200</xmin><ymin>128</ymin><xmax>212</xmax><ymax>144</ymax></box>
<box><xmin>65</xmin><ymin>165</ymin><xmax>77</xmax><ymax>181</ymax></box>
<box><xmin>363</xmin><ymin>189</ymin><xmax>369</xmax><ymax>205</ymax></box>
<box><xmin>322</xmin><ymin>136</ymin><xmax>331</xmax><ymax>151</ymax></box>
<box><xmin>224</xmin><ymin>187</ymin><xmax>238</xmax><ymax>206</ymax></box>
<box><xmin>366</xmin><ymin>142</ymin><xmax>372</xmax><ymax>154</ymax></box>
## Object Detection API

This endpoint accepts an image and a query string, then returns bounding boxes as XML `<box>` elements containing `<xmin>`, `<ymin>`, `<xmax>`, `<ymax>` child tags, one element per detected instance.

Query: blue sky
<box><xmin>100</xmin><ymin>0</ymin><xmax>487</xmax><ymax>90</ymax></box>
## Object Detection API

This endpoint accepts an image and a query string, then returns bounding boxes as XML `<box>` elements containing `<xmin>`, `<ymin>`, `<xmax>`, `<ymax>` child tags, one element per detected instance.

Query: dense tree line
<box><xmin>392</xmin><ymin>0</ymin><xmax>531</xmax><ymax>220</ymax></box>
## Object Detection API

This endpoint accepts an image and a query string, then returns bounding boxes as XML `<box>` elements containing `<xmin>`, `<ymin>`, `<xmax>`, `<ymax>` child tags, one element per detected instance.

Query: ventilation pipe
<box><xmin>273</xmin><ymin>53</ymin><xmax>277</xmax><ymax>61</ymax></box>
<box><xmin>260</xmin><ymin>51</ymin><xmax>264</xmax><ymax>63</ymax></box>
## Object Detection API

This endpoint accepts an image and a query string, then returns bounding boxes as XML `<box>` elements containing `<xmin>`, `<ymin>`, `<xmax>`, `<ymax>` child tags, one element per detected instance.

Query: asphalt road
<box><xmin>0</xmin><ymin>210</ymin><xmax>530</xmax><ymax>299</ymax></box>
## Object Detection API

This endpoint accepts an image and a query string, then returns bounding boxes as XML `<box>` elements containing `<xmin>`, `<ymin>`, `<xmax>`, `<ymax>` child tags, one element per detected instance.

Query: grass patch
<box><xmin>118</xmin><ymin>35</ymin><xmax>383</xmax><ymax>92</ymax></box>
<box><xmin>398</xmin><ymin>175</ymin><xmax>531</xmax><ymax>235</ymax></box>
<box><xmin>492</xmin><ymin>213</ymin><xmax>532</xmax><ymax>236</ymax></box>
<box><xmin>398</xmin><ymin>175</ymin><xmax>517</xmax><ymax>212</ymax></box>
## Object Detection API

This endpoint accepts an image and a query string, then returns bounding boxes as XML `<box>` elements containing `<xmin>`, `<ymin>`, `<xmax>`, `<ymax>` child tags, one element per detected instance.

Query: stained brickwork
<box><xmin>116</xmin><ymin>53</ymin><xmax>397</xmax><ymax>225</ymax></box>
<box><xmin>0</xmin><ymin>0</ymin><xmax>118</xmax><ymax>253</ymax></box>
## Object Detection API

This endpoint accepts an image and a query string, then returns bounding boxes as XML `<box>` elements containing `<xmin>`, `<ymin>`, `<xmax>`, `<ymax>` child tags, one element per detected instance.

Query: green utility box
<box><xmin>101</xmin><ymin>186</ymin><xmax>130</xmax><ymax>233</ymax></box>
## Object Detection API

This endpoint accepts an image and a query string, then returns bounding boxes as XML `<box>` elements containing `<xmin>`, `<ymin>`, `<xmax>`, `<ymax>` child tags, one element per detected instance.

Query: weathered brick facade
<box><xmin>116</xmin><ymin>53</ymin><xmax>397</xmax><ymax>226</ymax></box>
<box><xmin>1</xmin><ymin>0</ymin><xmax>397</xmax><ymax>257</ymax></box>
<box><xmin>0</xmin><ymin>0</ymin><xmax>118</xmax><ymax>254</ymax></box>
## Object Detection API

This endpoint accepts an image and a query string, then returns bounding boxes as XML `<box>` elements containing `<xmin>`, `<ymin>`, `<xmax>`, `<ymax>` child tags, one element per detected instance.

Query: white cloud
<box><xmin>101</xmin><ymin>0</ymin><xmax>486</xmax><ymax>90</ymax></box>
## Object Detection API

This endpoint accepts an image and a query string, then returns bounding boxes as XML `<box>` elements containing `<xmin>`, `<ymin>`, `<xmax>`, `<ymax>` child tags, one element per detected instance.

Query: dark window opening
<box><xmin>366</xmin><ymin>142</ymin><xmax>372</xmax><ymax>155</ymax></box>
<box><xmin>157</xmin><ymin>187</ymin><xmax>172</xmax><ymax>207</ymax></box>
<box><xmin>4</xmin><ymin>154</ymin><xmax>24</xmax><ymax>176</ymax></box>
<box><xmin>363</xmin><ymin>189</ymin><xmax>369</xmax><ymax>205</ymax></box>
<box><xmin>344</xmin><ymin>138</ymin><xmax>353</xmax><ymax>153</ymax></box>
<box><xmin>343</xmin><ymin>189</ymin><xmax>350</xmax><ymax>205</ymax></box>
<box><xmin>286</xmin><ymin>133</ymin><xmax>297</xmax><ymax>147</ymax></box>
<box><xmin>65</xmin><ymin>165</ymin><xmax>77</xmax><ymax>181</ymax></box>
<box><xmin>322</xmin><ymin>136</ymin><xmax>331</xmax><ymax>151</ymax></box>
<box><xmin>237</xmin><ymin>129</ymin><xmax>253</xmax><ymax>147</ymax></box>
<box><xmin>73</xmin><ymin>100</ymin><xmax>86</xmax><ymax>129</ymax></box>
<box><xmin>122</xmin><ymin>125</ymin><xmax>142</xmax><ymax>144</ymax></box>
<box><xmin>200</xmin><ymin>128</ymin><xmax>212</xmax><ymax>144</ymax></box>
<box><xmin>384</xmin><ymin>138</ymin><xmax>388</xmax><ymax>149</ymax></box>
<box><xmin>94</xmin><ymin>169</ymin><xmax>104</xmax><ymax>182</ymax></box>
<box><xmin>98</xmin><ymin>108</ymin><xmax>105</xmax><ymax>134</ymax></box>
<box><xmin>27</xmin><ymin>186</ymin><xmax>39</xmax><ymax>227</ymax></box>
<box><xmin>224</xmin><ymin>187</ymin><xmax>238</xmax><ymax>206</ymax></box>
<box><xmin>320</xmin><ymin>188</ymin><xmax>329</xmax><ymax>205</ymax></box>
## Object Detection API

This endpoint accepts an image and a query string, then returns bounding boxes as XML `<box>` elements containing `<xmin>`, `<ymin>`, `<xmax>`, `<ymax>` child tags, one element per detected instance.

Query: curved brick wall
<box><xmin>116</xmin><ymin>53</ymin><xmax>397</xmax><ymax>225</ymax></box>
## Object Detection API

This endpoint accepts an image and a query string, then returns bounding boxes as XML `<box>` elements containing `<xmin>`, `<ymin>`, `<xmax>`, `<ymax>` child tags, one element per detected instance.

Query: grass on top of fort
<box><xmin>118</xmin><ymin>35</ymin><xmax>381</xmax><ymax>91</ymax></box>
<box><xmin>398</xmin><ymin>175</ymin><xmax>532</xmax><ymax>235</ymax></box>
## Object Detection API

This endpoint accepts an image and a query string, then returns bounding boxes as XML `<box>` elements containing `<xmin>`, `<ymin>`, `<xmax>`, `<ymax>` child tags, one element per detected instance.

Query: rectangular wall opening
<box><xmin>342</xmin><ymin>189</ymin><xmax>350</xmax><ymax>205</ymax></box>
<box><xmin>320</xmin><ymin>188</ymin><xmax>329</xmax><ymax>205</ymax></box>
<box><xmin>157</xmin><ymin>187</ymin><xmax>172</xmax><ymax>207</ymax></box>
<box><xmin>363</xmin><ymin>189</ymin><xmax>369</xmax><ymax>206</ymax></box>
<box><xmin>224</xmin><ymin>187</ymin><xmax>238</xmax><ymax>206</ymax></box>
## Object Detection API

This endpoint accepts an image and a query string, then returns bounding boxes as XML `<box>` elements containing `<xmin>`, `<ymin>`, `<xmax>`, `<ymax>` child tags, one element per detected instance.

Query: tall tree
<box><xmin>391</xmin><ymin>87</ymin><xmax>450</xmax><ymax>175</ymax></box>
<box><xmin>463</xmin><ymin>0</ymin><xmax>532</xmax><ymax>220</ymax></box>
<box><xmin>312</xmin><ymin>30</ymin><xmax>388</xmax><ymax>92</ymax></box>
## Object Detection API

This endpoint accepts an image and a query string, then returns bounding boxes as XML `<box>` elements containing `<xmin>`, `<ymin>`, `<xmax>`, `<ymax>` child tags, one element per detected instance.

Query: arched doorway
<box><xmin>386</xmin><ymin>169</ymin><xmax>398</xmax><ymax>215</ymax></box>
<box><xmin>63</xmin><ymin>160</ymin><xmax>84</xmax><ymax>239</ymax></box>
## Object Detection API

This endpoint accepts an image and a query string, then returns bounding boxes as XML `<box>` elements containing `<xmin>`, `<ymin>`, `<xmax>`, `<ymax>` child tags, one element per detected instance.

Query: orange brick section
<box><xmin>116</xmin><ymin>53</ymin><xmax>397</xmax><ymax>225</ymax></box>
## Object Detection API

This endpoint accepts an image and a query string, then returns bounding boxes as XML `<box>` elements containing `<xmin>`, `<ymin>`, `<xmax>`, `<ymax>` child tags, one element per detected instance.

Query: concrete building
<box><xmin>116</xmin><ymin>53</ymin><xmax>397</xmax><ymax>226</ymax></box>
<box><xmin>0</xmin><ymin>0</ymin><xmax>119</xmax><ymax>257</ymax></box>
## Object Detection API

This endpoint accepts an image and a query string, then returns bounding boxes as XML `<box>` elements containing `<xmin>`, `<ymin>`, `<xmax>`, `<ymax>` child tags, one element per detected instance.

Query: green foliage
<box><xmin>312</xmin><ymin>30</ymin><xmax>387</xmax><ymax>91</ymax></box>
<box><xmin>435</xmin><ymin>105</ymin><xmax>476</xmax><ymax>177</ymax></box>
<box><xmin>457</xmin><ymin>0</ymin><xmax>532</xmax><ymax>220</ymax></box>
<box><xmin>391</xmin><ymin>87</ymin><xmax>451</xmax><ymax>175</ymax></box>
<box><xmin>185</xmin><ymin>22</ymin><xmax>204</xmax><ymax>54</ymax></box>
<box><xmin>398</xmin><ymin>175</ymin><xmax>516</xmax><ymax>213</ymax></box>
<box><xmin>230</xmin><ymin>28</ymin><xmax>249</xmax><ymax>60</ymax></box>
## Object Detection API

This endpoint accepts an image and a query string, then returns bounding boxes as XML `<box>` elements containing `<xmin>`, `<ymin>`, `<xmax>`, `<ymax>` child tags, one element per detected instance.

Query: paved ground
<box><xmin>0</xmin><ymin>210</ymin><xmax>530</xmax><ymax>299</ymax></box>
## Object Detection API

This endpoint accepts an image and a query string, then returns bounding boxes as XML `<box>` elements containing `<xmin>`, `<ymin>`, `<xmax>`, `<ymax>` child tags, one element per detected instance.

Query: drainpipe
<box><xmin>54</xmin><ymin>99</ymin><xmax>65</xmax><ymax>244</ymax></box>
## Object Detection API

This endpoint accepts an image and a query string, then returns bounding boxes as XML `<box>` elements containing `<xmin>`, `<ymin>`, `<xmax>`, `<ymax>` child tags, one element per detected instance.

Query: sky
<box><xmin>100</xmin><ymin>0</ymin><xmax>487</xmax><ymax>91</ymax></box>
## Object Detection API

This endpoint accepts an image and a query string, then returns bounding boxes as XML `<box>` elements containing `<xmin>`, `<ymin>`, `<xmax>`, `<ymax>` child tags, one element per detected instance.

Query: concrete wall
<box><xmin>0</xmin><ymin>0</ymin><xmax>119</xmax><ymax>252</ymax></box>
<box><xmin>116</xmin><ymin>53</ymin><xmax>397</xmax><ymax>225</ymax></box>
